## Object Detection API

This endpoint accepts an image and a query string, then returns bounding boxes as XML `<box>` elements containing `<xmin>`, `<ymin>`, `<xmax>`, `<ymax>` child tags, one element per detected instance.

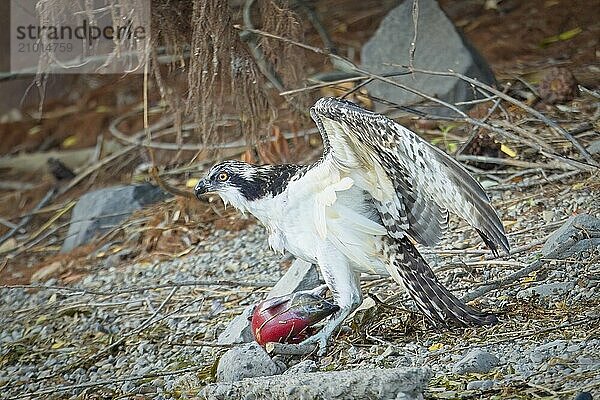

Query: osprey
<box><xmin>195</xmin><ymin>97</ymin><xmax>509</xmax><ymax>354</ymax></box>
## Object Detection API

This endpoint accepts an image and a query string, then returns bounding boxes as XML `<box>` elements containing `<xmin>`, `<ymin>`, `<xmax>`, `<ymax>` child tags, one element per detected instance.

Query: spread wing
<box><xmin>310</xmin><ymin>97</ymin><xmax>509</xmax><ymax>255</ymax></box>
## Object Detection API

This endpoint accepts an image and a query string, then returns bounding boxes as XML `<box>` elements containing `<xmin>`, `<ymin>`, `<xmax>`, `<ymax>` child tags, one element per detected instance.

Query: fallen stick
<box><xmin>265</xmin><ymin>342</ymin><xmax>317</xmax><ymax>355</ymax></box>
<box><xmin>461</xmin><ymin>259</ymin><xmax>543</xmax><ymax>303</ymax></box>
<box><xmin>0</xmin><ymin>141</ymin><xmax>122</xmax><ymax>174</ymax></box>
<box><xmin>488</xmin><ymin>169</ymin><xmax>586</xmax><ymax>191</ymax></box>
<box><xmin>455</xmin><ymin>155</ymin><xmax>567</xmax><ymax>170</ymax></box>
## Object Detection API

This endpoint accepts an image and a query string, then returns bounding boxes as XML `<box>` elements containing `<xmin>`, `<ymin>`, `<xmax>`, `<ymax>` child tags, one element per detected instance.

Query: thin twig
<box><xmin>281</xmin><ymin>75</ymin><xmax>368</xmax><ymax>95</ymax></box>
<box><xmin>455</xmin><ymin>155</ymin><xmax>567</xmax><ymax>170</ymax></box>
<box><xmin>167</xmin><ymin>341</ymin><xmax>234</xmax><ymax>348</ymax></box>
<box><xmin>489</xmin><ymin>170</ymin><xmax>587</xmax><ymax>191</ymax></box>
<box><xmin>282</xmin><ymin>71</ymin><xmax>411</xmax><ymax>97</ymax></box>
<box><xmin>510</xmin><ymin>73</ymin><xmax>540</xmax><ymax>98</ymax></box>
<box><xmin>462</xmin><ymin>259</ymin><xmax>543</xmax><ymax>302</ymax></box>
<box><xmin>508</xmin><ymin>219</ymin><xmax>566</xmax><ymax>237</ymax></box>
<box><xmin>408</xmin><ymin>0</ymin><xmax>419</xmax><ymax>71</ymax></box>
<box><xmin>0</xmin><ymin>217</ymin><xmax>19</xmax><ymax>230</ymax></box>
<box><xmin>149</xmin><ymin>166</ymin><xmax>195</xmax><ymax>199</ymax></box>
<box><xmin>295</xmin><ymin>0</ymin><xmax>334</xmax><ymax>51</ymax></box>
<box><xmin>455</xmin><ymin>94</ymin><xmax>498</xmax><ymax>106</ymax></box>
<box><xmin>438</xmin><ymin>260</ymin><xmax>528</xmax><ymax>271</ymax></box>
<box><xmin>494</xmin><ymin>119</ymin><xmax>556</xmax><ymax>152</ymax></box>
<box><xmin>1</xmin><ymin>279</ymin><xmax>275</xmax><ymax>296</ymax></box>
<box><xmin>578</xmin><ymin>85</ymin><xmax>600</xmax><ymax>99</ymax></box>
<box><xmin>341</xmin><ymin>77</ymin><xmax>374</xmax><ymax>100</ymax></box>
<box><xmin>0</xmin><ymin>181</ymin><xmax>36</xmax><ymax>190</ymax></box>
<box><xmin>57</xmin><ymin>145</ymin><xmax>138</xmax><ymax>197</ymax></box>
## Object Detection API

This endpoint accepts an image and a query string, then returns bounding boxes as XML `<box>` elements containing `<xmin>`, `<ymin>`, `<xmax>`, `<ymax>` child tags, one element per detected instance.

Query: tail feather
<box><xmin>389</xmin><ymin>237</ymin><xmax>497</xmax><ymax>326</ymax></box>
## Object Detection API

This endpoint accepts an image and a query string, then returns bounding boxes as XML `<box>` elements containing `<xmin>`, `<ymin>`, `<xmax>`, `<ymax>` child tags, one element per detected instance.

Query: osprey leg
<box><xmin>301</xmin><ymin>245</ymin><xmax>362</xmax><ymax>355</ymax></box>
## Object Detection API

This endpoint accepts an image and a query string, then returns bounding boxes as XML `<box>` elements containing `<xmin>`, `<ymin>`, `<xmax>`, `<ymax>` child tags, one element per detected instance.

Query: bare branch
<box><xmin>405</xmin><ymin>67</ymin><xmax>598</xmax><ymax>166</ymax></box>
<box><xmin>409</xmin><ymin>0</ymin><xmax>419</xmax><ymax>71</ymax></box>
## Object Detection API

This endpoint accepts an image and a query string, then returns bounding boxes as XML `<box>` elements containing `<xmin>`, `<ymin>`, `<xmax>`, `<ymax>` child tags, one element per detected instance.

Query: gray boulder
<box><xmin>466</xmin><ymin>379</ymin><xmax>494</xmax><ymax>391</ymax></box>
<box><xmin>361</xmin><ymin>0</ymin><xmax>495</xmax><ymax>115</ymax></box>
<box><xmin>203</xmin><ymin>367</ymin><xmax>430</xmax><ymax>400</ymax></box>
<box><xmin>587</xmin><ymin>140</ymin><xmax>600</xmax><ymax>155</ymax></box>
<box><xmin>61</xmin><ymin>183</ymin><xmax>169</xmax><ymax>252</ymax></box>
<box><xmin>216</xmin><ymin>342</ymin><xmax>283</xmax><ymax>382</ymax></box>
<box><xmin>217</xmin><ymin>259</ymin><xmax>320</xmax><ymax>345</ymax></box>
<box><xmin>517</xmin><ymin>281</ymin><xmax>575</xmax><ymax>300</ymax></box>
<box><xmin>542</xmin><ymin>214</ymin><xmax>600</xmax><ymax>258</ymax></box>
<box><xmin>283</xmin><ymin>360</ymin><xmax>318</xmax><ymax>375</ymax></box>
<box><xmin>452</xmin><ymin>348</ymin><xmax>499</xmax><ymax>374</ymax></box>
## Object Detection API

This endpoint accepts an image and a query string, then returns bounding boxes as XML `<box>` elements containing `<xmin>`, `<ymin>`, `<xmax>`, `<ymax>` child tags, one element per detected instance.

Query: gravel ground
<box><xmin>1</xmin><ymin>179</ymin><xmax>599</xmax><ymax>399</ymax></box>
<box><xmin>0</xmin><ymin>224</ymin><xmax>283</xmax><ymax>399</ymax></box>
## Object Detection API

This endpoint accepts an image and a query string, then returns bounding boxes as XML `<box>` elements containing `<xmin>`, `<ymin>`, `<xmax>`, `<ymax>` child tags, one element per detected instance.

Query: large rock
<box><xmin>541</xmin><ymin>214</ymin><xmax>600</xmax><ymax>258</ymax></box>
<box><xmin>216</xmin><ymin>304</ymin><xmax>255</xmax><ymax>344</ymax></box>
<box><xmin>361</xmin><ymin>0</ymin><xmax>495</xmax><ymax>115</ymax></box>
<box><xmin>528</xmin><ymin>340</ymin><xmax>567</xmax><ymax>364</ymax></box>
<box><xmin>216</xmin><ymin>342</ymin><xmax>283</xmax><ymax>382</ymax></box>
<box><xmin>452</xmin><ymin>348</ymin><xmax>499</xmax><ymax>374</ymax></box>
<box><xmin>268</xmin><ymin>258</ymin><xmax>321</xmax><ymax>298</ymax></box>
<box><xmin>283</xmin><ymin>360</ymin><xmax>317</xmax><ymax>375</ymax></box>
<box><xmin>202</xmin><ymin>367</ymin><xmax>430</xmax><ymax>400</ymax></box>
<box><xmin>217</xmin><ymin>259</ymin><xmax>320</xmax><ymax>344</ymax></box>
<box><xmin>516</xmin><ymin>281</ymin><xmax>575</xmax><ymax>300</ymax></box>
<box><xmin>587</xmin><ymin>140</ymin><xmax>600</xmax><ymax>155</ymax></box>
<box><xmin>61</xmin><ymin>183</ymin><xmax>169</xmax><ymax>252</ymax></box>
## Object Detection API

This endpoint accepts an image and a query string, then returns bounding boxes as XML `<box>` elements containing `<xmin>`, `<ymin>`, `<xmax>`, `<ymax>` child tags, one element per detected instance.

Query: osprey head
<box><xmin>194</xmin><ymin>160</ymin><xmax>265</xmax><ymax>211</ymax></box>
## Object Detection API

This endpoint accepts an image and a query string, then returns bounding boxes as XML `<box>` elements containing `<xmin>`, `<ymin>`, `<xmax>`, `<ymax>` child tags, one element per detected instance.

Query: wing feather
<box><xmin>320</xmin><ymin>117</ymin><xmax>410</xmax><ymax>241</ymax></box>
<box><xmin>311</xmin><ymin>97</ymin><xmax>509</xmax><ymax>254</ymax></box>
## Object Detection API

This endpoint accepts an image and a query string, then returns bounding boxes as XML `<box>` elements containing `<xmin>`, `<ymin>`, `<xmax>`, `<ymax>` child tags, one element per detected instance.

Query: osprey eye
<box><xmin>218</xmin><ymin>172</ymin><xmax>229</xmax><ymax>182</ymax></box>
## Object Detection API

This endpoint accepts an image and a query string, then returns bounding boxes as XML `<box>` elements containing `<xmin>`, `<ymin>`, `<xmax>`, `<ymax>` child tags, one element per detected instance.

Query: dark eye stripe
<box><xmin>206</xmin><ymin>162</ymin><xmax>302</xmax><ymax>201</ymax></box>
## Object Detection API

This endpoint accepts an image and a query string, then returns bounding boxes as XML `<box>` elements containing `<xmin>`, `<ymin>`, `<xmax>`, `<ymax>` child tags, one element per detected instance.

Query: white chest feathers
<box><xmin>242</xmin><ymin>164</ymin><xmax>389</xmax><ymax>273</ymax></box>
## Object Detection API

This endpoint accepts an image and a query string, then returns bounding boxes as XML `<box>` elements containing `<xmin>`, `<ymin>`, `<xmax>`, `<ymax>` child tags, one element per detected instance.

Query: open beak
<box><xmin>194</xmin><ymin>179</ymin><xmax>210</xmax><ymax>199</ymax></box>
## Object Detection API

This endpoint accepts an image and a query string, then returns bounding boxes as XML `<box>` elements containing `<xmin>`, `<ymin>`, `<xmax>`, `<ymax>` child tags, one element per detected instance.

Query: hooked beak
<box><xmin>194</xmin><ymin>178</ymin><xmax>211</xmax><ymax>199</ymax></box>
